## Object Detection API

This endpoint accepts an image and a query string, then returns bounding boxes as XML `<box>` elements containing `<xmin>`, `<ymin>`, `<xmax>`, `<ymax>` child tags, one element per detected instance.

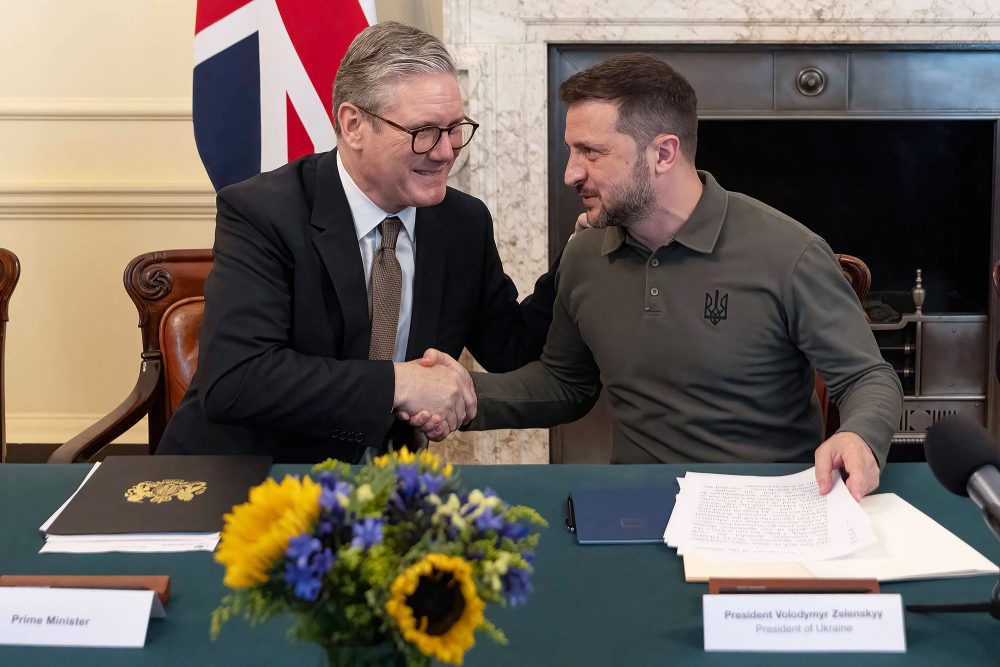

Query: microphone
<box><xmin>924</xmin><ymin>415</ymin><xmax>1000</xmax><ymax>542</ymax></box>
<box><xmin>918</xmin><ymin>415</ymin><xmax>1000</xmax><ymax>620</ymax></box>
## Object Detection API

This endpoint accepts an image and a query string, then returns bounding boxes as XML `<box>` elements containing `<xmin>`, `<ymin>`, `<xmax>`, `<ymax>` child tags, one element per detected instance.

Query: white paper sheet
<box><xmin>683</xmin><ymin>492</ymin><xmax>999</xmax><ymax>582</ymax></box>
<box><xmin>39</xmin><ymin>462</ymin><xmax>101</xmax><ymax>533</ymax></box>
<box><xmin>664</xmin><ymin>468</ymin><xmax>875</xmax><ymax>563</ymax></box>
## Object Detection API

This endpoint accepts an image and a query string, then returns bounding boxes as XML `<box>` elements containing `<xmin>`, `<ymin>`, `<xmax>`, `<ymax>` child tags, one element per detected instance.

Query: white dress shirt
<box><xmin>336</xmin><ymin>152</ymin><xmax>416</xmax><ymax>362</ymax></box>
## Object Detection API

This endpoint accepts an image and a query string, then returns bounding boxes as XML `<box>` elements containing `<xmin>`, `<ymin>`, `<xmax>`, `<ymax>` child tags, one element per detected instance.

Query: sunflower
<box><xmin>386</xmin><ymin>553</ymin><xmax>484</xmax><ymax>665</ymax></box>
<box><xmin>215</xmin><ymin>475</ymin><xmax>321</xmax><ymax>589</ymax></box>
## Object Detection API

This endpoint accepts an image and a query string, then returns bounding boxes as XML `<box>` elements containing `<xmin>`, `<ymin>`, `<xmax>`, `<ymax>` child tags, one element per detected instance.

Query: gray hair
<box><xmin>333</xmin><ymin>21</ymin><xmax>456</xmax><ymax>134</ymax></box>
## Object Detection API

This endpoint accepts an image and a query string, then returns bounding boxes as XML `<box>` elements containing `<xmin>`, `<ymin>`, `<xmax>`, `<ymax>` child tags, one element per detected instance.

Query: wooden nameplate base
<box><xmin>708</xmin><ymin>577</ymin><xmax>880</xmax><ymax>595</ymax></box>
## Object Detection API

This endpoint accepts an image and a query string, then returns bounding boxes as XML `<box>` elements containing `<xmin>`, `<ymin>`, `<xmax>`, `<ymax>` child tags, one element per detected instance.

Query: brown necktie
<box><xmin>368</xmin><ymin>216</ymin><xmax>403</xmax><ymax>360</ymax></box>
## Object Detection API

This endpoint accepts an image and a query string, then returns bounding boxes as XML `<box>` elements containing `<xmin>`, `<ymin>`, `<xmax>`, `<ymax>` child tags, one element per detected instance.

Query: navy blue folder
<box><xmin>567</xmin><ymin>483</ymin><xmax>679</xmax><ymax>544</ymax></box>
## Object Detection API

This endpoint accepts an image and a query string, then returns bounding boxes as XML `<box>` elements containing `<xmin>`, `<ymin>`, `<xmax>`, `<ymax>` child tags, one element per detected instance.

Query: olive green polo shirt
<box><xmin>471</xmin><ymin>171</ymin><xmax>902</xmax><ymax>467</ymax></box>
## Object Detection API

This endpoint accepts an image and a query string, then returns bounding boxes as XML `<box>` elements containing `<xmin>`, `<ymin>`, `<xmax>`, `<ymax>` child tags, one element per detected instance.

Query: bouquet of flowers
<box><xmin>210</xmin><ymin>448</ymin><xmax>546</xmax><ymax>666</ymax></box>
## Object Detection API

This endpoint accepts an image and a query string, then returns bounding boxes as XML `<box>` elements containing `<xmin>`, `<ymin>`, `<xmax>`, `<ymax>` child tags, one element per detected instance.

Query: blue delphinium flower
<box><xmin>498</xmin><ymin>520</ymin><xmax>530</xmax><ymax>541</ymax></box>
<box><xmin>284</xmin><ymin>534</ymin><xmax>335</xmax><ymax>601</ymax></box>
<box><xmin>350</xmin><ymin>518</ymin><xmax>384</xmax><ymax>550</ymax></box>
<box><xmin>418</xmin><ymin>472</ymin><xmax>447</xmax><ymax>495</ymax></box>
<box><xmin>317</xmin><ymin>471</ymin><xmax>339</xmax><ymax>492</ymax></box>
<box><xmin>501</xmin><ymin>566</ymin><xmax>533</xmax><ymax>608</ymax></box>
<box><xmin>396</xmin><ymin>464</ymin><xmax>420</xmax><ymax>500</ymax></box>
<box><xmin>318</xmin><ymin>472</ymin><xmax>352</xmax><ymax>514</ymax></box>
<box><xmin>317</xmin><ymin>515</ymin><xmax>337</xmax><ymax>537</ymax></box>
<box><xmin>474</xmin><ymin>506</ymin><xmax>505</xmax><ymax>533</ymax></box>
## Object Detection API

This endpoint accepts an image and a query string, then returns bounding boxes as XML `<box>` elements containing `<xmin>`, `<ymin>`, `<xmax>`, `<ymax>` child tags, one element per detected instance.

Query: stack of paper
<box><xmin>664</xmin><ymin>468</ymin><xmax>875</xmax><ymax>563</ymax></box>
<box><xmin>660</xmin><ymin>466</ymin><xmax>998</xmax><ymax>582</ymax></box>
<box><xmin>40</xmin><ymin>463</ymin><xmax>221</xmax><ymax>553</ymax></box>
<box><xmin>683</xmin><ymin>492</ymin><xmax>1000</xmax><ymax>583</ymax></box>
<box><xmin>40</xmin><ymin>455</ymin><xmax>272</xmax><ymax>554</ymax></box>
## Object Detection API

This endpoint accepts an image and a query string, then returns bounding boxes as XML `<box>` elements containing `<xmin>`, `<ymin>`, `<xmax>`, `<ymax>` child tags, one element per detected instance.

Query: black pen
<box><xmin>564</xmin><ymin>495</ymin><xmax>576</xmax><ymax>533</ymax></box>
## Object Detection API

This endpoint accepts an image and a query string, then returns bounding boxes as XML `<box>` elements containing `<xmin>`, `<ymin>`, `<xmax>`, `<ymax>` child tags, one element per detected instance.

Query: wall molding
<box><xmin>7</xmin><ymin>412</ymin><xmax>147</xmax><ymax>445</ymax></box>
<box><xmin>0</xmin><ymin>97</ymin><xmax>192</xmax><ymax>121</ymax></box>
<box><xmin>0</xmin><ymin>182</ymin><xmax>216</xmax><ymax>220</ymax></box>
<box><xmin>521</xmin><ymin>17</ymin><xmax>1000</xmax><ymax>27</ymax></box>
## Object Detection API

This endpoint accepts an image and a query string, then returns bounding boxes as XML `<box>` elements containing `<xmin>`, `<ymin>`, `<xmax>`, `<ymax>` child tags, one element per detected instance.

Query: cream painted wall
<box><xmin>1</xmin><ymin>0</ymin><xmax>214</xmax><ymax>444</ymax></box>
<box><xmin>0</xmin><ymin>0</ymin><xmax>442</xmax><ymax>445</ymax></box>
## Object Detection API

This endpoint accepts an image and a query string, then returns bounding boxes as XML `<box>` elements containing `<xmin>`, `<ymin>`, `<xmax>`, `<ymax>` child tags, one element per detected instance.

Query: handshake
<box><xmin>392</xmin><ymin>349</ymin><xmax>476</xmax><ymax>441</ymax></box>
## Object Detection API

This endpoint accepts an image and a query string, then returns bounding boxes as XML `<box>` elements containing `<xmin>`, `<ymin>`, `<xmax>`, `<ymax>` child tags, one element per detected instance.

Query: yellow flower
<box><xmin>461</xmin><ymin>489</ymin><xmax>501</xmax><ymax>526</ymax></box>
<box><xmin>386</xmin><ymin>554</ymin><xmax>484</xmax><ymax>665</ymax></box>
<box><xmin>355</xmin><ymin>483</ymin><xmax>374</xmax><ymax>503</ymax></box>
<box><xmin>214</xmin><ymin>476</ymin><xmax>321</xmax><ymax>589</ymax></box>
<box><xmin>430</xmin><ymin>493</ymin><xmax>468</xmax><ymax>532</ymax></box>
<box><xmin>374</xmin><ymin>447</ymin><xmax>418</xmax><ymax>467</ymax></box>
<box><xmin>480</xmin><ymin>551</ymin><xmax>513</xmax><ymax>594</ymax></box>
<box><xmin>374</xmin><ymin>447</ymin><xmax>453</xmax><ymax>476</ymax></box>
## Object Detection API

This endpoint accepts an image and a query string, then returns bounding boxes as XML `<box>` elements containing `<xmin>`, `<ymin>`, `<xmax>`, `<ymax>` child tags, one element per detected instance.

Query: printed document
<box><xmin>664</xmin><ymin>468</ymin><xmax>874</xmax><ymax>562</ymax></box>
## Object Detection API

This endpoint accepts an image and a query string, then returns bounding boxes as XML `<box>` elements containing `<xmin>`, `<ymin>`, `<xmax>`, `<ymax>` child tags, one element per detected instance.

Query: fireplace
<box><xmin>547</xmin><ymin>45</ymin><xmax>1000</xmax><ymax>459</ymax></box>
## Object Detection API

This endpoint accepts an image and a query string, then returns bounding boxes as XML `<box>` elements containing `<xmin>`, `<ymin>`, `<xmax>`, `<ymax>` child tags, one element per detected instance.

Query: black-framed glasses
<box><xmin>356</xmin><ymin>105</ymin><xmax>479</xmax><ymax>154</ymax></box>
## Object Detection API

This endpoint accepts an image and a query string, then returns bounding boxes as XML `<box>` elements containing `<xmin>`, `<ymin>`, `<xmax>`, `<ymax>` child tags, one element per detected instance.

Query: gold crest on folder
<box><xmin>125</xmin><ymin>479</ymin><xmax>207</xmax><ymax>504</ymax></box>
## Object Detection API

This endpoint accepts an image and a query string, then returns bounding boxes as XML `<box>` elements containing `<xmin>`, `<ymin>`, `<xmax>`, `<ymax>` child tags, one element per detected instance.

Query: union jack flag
<box><xmin>193</xmin><ymin>0</ymin><xmax>375</xmax><ymax>190</ymax></box>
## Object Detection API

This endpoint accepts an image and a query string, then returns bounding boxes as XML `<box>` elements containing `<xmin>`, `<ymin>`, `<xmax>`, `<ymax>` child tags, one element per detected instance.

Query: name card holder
<box><xmin>703</xmin><ymin>593</ymin><xmax>906</xmax><ymax>653</ymax></box>
<box><xmin>0</xmin><ymin>586</ymin><xmax>165</xmax><ymax>648</ymax></box>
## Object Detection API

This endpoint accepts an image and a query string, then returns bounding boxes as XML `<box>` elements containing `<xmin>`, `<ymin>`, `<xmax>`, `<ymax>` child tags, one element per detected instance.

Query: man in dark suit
<box><xmin>157</xmin><ymin>22</ymin><xmax>554</xmax><ymax>463</ymax></box>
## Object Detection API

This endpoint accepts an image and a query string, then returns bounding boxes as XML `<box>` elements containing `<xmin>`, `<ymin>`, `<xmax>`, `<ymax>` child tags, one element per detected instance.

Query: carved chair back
<box><xmin>49</xmin><ymin>250</ymin><xmax>213</xmax><ymax>462</ymax></box>
<box><xmin>0</xmin><ymin>248</ymin><xmax>21</xmax><ymax>462</ymax></box>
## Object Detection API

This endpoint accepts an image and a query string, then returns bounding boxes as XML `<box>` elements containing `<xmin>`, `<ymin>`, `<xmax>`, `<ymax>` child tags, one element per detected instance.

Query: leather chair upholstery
<box><xmin>159</xmin><ymin>297</ymin><xmax>205</xmax><ymax>419</ymax></box>
<box><xmin>815</xmin><ymin>254</ymin><xmax>873</xmax><ymax>437</ymax></box>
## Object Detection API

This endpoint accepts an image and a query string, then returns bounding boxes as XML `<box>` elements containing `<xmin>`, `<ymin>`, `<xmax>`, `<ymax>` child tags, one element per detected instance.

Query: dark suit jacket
<box><xmin>157</xmin><ymin>150</ymin><xmax>555</xmax><ymax>462</ymax></box>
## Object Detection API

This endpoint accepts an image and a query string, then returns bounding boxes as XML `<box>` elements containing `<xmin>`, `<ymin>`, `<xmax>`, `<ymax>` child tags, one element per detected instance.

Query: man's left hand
<box><xmin>814</xmin><ymin>432</ymin><xmax>880</xmax><ymax>501</ymax></box>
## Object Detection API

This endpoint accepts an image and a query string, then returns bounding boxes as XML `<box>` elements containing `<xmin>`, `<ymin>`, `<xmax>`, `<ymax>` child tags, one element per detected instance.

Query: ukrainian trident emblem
<box><xmin>704</xmin><ymin>290</ymin><xmax>728</xmax><ymax>326</ymax></box>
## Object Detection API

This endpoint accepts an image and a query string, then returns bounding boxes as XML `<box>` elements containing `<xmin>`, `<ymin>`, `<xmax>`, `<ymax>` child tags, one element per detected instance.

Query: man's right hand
<box><xmin>393</xmin><ymin>349</ymin><xmax>476</xmax><ymax>437</ymax></box>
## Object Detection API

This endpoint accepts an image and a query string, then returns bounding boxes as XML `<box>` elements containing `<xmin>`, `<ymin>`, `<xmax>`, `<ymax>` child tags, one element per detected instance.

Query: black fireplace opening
<box><xmin>698</xmin><ymin>119</ymin><xmax>996</xmax><ymax>316</ymax></box>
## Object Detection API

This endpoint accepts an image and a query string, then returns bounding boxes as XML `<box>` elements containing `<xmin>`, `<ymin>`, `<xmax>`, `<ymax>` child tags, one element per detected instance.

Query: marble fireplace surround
<box><xmin>434</xmin><ymin>0</ymin><xmax>1000</xmax><ymax>465</ymax></box>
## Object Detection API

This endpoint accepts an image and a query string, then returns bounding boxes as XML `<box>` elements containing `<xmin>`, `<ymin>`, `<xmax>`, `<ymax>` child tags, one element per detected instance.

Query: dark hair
<box><xmin>559</xmin><ymin>53</ymin><xmax>698</xmax><ymax>160</ymax></box>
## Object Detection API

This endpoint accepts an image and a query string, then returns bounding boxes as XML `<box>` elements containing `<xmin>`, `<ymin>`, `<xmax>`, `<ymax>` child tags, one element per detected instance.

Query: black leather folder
<box><xmin>46</xmin><ymin>455</ymin><xmax>272</xmax><ymax>535</ymax></box>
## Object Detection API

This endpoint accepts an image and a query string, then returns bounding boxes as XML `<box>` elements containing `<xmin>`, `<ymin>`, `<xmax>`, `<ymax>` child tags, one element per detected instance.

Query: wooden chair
<box><xmin>816</xmin><ymin>253</ymin><xmax>872</xmax><ymax>437</ymax></box>
<box><xmin>0</xmin><ymin>249</ymin><xmax>20</xmax><ymax>463</ymax></box>
<box><xmin>48</xmin><ymin>250</ymin><xmax>213</xmax><ymax>463</ymax></box>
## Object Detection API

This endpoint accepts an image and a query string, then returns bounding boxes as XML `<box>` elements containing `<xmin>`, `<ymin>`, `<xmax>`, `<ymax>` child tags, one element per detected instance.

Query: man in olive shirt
<box><xmin>405</xmin><ymin>54</ymin><xmax>902</xmax><ymax>499</ymax></box>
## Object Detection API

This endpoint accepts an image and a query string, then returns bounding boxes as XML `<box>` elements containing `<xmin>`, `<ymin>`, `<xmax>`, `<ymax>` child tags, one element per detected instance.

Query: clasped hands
<box><xmin>393</xmin><ymin>347</ymin><xmax>882</xmax><ymax>499</ymax></box>
<box><xmin>393</xmin><ymin>349</ymin><xmax>475</xmax><ymax>441</ymax></box>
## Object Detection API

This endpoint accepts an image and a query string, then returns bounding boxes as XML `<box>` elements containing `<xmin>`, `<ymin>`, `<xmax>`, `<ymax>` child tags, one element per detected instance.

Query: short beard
<box><xmin>589</xmin><ymin>157</ymin><xmax>656</xmax><ymax>229</ymax></box>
